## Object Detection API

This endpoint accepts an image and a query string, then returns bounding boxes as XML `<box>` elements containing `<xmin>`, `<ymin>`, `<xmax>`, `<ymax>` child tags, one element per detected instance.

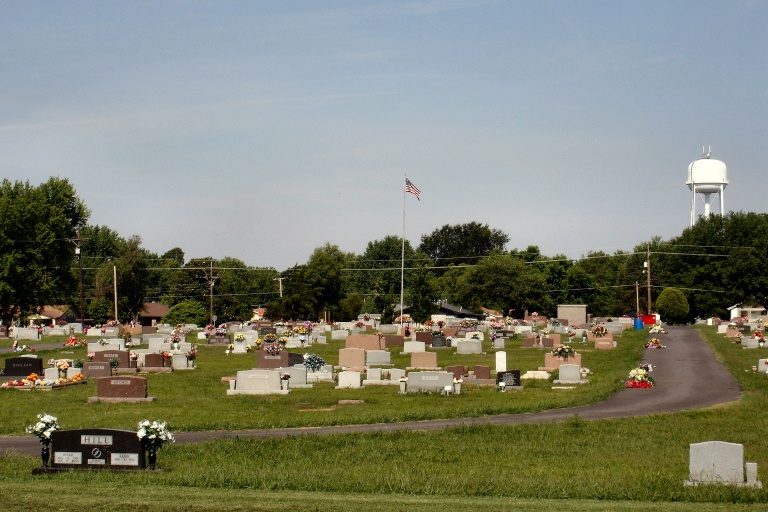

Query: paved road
<box><xmin>0</xmin><ymin>326</ymin><xmax>741</xmax><ymax>457</ymax></box>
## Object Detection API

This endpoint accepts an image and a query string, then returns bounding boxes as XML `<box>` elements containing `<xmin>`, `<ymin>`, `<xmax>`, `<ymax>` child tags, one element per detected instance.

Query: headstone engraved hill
<box><xmin>43</xmin><ymin>428</ymin><xmax>144</xmax><ymax>471</ymax></box>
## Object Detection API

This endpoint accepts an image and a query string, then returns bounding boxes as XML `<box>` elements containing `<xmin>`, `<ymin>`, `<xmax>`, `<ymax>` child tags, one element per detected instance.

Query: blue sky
<box><xmin>2</xmin><ymin>1</ymin><xmax>766</xmax><ymax>270</ymax></box>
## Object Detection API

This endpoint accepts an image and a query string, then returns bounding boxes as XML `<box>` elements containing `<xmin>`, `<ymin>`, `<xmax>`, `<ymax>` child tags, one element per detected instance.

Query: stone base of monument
<box><xmin>87</xmin><ymin>396</ymin><xmax>157</xmax><ymax>403</ymax></box>
<box><xmin>138</xmin><ymin>366</ymin><xmax>172</xmax><ymax>373</ymax></box>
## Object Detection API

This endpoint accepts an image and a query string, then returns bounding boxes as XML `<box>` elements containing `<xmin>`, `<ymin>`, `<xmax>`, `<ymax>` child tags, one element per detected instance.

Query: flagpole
<box><xmin>400</xmin><ymin>174</ymin><xmax>406</xmax><ymax>329</ymax></box>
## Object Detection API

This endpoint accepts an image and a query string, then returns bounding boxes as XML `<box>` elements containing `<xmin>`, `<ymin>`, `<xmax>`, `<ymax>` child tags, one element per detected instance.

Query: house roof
<box><xmin>437</xmin><ymin>302</ymin><xmax>484</xmax><ymax>319</ymax></box>
<box><xmin>141</xmin><ymin>302</ymin><xmax>170</xmax><ymax>318</ymax></box>
<box><xmin>37</xmin><ymin>306</ymin><xmax>67</xmax><ymax>319</ymax></box>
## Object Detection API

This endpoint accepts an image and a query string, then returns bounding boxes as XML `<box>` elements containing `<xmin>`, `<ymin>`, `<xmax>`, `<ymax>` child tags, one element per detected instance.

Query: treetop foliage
<box><xmin>3</xmin><ymin>177</ymin><xmax>766</xmax><ymax>325</ymax></box>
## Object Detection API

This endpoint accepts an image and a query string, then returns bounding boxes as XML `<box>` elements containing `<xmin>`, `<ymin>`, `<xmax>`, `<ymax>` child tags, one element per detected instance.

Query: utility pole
<box><xmin>274</xmin><ymin>277</ymin><xmax>284</xmax><ymax>298</ymax></box>
<box><xmin>207</xmin><ymin>260</ymin><xmax>218</xmax><ymax>326</ymax></box>
<box><xmin>635</xmin><ymin>281</ymin><xmax>640</xmax><ymax>316</ymax></box>
<box><xmin>646</xmin><ymin>250</ymin><xmax>652</xmax><ymax>315</ymax></box>
<box><xmin>67</xmin><ymin>228</ymin><xmax>84</xmax><ymax>325</ymax></box>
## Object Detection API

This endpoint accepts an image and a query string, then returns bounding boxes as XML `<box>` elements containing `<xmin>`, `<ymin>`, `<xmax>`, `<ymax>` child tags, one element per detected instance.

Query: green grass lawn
<box><xmin>1</xmin><ymin>327</ymin><xmax>767</xmax><ymax>510</ymax></box>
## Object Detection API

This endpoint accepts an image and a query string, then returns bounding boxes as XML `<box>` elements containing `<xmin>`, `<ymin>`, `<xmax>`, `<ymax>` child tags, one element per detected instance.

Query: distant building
<box><xmin>139</xmin><ymin>302</ymin><xmax>170</xmax><ymax>326</ymax></box>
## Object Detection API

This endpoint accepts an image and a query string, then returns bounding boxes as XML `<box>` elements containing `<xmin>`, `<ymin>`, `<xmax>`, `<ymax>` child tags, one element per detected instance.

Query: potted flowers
<box><xmin>26</xmin><ymin>413</ymin><xmax>59</xmax><ymax>467</ymax></box>
<box><xmin>303</xmin><ymin>353</ymin><xmax>326</xmax><ymax>373</ymax></box>
<box><xmin>137</xmin><ymin>419</ymin><xmax>175</xmax><ymax>470</ymax></box>
<box><xmin>550</xmin><ymin>345</ymin><xmax>575</xmax><ymax>360</ymax></box>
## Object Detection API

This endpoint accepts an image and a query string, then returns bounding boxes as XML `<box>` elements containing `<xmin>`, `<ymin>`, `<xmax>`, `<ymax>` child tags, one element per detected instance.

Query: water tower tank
<box><xmin>687</xmin><ymin>148</ymin><xmax>728</xmax><ymax>226</ymax></box>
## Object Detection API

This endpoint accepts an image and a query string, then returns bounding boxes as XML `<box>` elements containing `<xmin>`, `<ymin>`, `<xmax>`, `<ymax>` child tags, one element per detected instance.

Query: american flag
<box><xmin>404</xmin><ymin>178</ymin><xmax>421</xmax><ymax>200</ymax></box>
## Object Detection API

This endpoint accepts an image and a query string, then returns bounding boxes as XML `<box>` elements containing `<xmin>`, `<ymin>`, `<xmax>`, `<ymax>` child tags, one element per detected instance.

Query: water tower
<box><xmin>687</xmin><ymin>147</ymin><xmax>728</xmax><ymax>226</ymax></box>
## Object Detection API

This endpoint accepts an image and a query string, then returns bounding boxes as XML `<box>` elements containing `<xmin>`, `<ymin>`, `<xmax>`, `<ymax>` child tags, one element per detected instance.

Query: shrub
<box><xmin>655</xmin><ymin>287</ymin><xmax>690</xmax><ymax>324</ymax></box>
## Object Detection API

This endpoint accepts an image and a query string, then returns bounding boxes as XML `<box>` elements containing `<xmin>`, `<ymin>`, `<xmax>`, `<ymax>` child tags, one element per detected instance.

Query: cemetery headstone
<box><xmin>685</xmin><ymin>441</ymin><xmax>762</xmax><ymax>487</ymax></box>
<box><xmin>474</xmin><ymin>365</ymin><xmax>491</xmax><ymax>380</ymax></box>
<box><xmin>406</xmin><ymin>371</ymin><xmax>454</xmax><ymax>392</ymax></box>
<box><xmin>49</xmin><ymin>428</ymin><xmax>144</xmax><ymax>470</ymax></box>
<box><xmin>3</xmin><ymin>357</ymin><xmax>43</xmax><ymax>377</ymax></box>
<box><xmin>410</xmin><ymin>352</ymin><xmax>438</xmax><ymax>369</ymax></box>
<box><xmin>496</xmin><ymin>370</ymin><xmax>521</xmax><ymax>388</ymax></box>
<box><xmin>554</xmin><ymin>363</ymin><xmax>584</xmax><ymax>384</ymax></box>
<box><xmin>495</xmin><ymin>351</ymin><xmax>507</xmax><ymax>373</ymax></box>
<box><xmin>92</xmin><ymin>376</ymin><xmax>152</xmax><ymax>402</ymax></box>
<box><xmin>227</xmin><ymin>369</ymin><xmax>288</xmax><ymax>395</ymax></box>
<box><xmin>82</xmin><ymin>362</ymin><xmax>112</xmax><ymax>379</ymax></box>
<box><xmin>446</xmin><ymin>365</ymin><xmax>464</xmax><ymax>380</ymax></box>
<box><xmin>338</xmin><ymin>348</ymin><xmax>366</xmax><ymax>369</ymax></box>
<box><xmin>336</xmin><ymin>370</ymin><xmax>362</xmax><ymax>389</ymax></box>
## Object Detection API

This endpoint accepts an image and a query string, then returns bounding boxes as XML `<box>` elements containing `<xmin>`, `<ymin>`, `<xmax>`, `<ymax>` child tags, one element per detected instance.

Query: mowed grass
<box><xmin>0</xmin><ymin>330</ymin><xmax>641</xmax><ymax>433</ymax></box>
<box><xmin>1</xmin><ymin>327</ymin><xmax>768</xmax><ymax>510</ymax></box>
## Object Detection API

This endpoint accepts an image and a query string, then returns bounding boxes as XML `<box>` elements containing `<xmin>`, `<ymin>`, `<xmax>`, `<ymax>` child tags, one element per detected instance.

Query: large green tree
<box><xmin>0</xmin><ymin>178</ymin><xmax>89</xmax><ymax>325</ymax></box>
<box><xmin>454</xmin><ymin>254</ymin><xmax>545</xmax><ymax>315</ymax></box>
<box><xmin>93</xmin><ymin>235</ymin><xmax>148</xmax><ymax>323</ymax></box>
<box><xmin>419</xmin><ymin>222</ymin><xmax>509</xmax><ymax>273</ymax></box>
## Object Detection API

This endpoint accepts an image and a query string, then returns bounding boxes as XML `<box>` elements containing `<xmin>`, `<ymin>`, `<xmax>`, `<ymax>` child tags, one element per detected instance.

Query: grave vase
<box><xmin>41</xmin><ymin>445</ymin><xmax>50</xmax><ymax>467</ymax></box>
<box><xmin>399</xmin><ymin>380</ymin><xmax>407</xmax><ymax>393</ymax></box>
<box><xmin>454</xmin><ymin>382</ymin><xmax>462</xmax><ymax>394</ymax></box>
<box><xmin>147</xmin><ymin>449</ymin><xmax>157</xmax><ymax>470</ymax></box>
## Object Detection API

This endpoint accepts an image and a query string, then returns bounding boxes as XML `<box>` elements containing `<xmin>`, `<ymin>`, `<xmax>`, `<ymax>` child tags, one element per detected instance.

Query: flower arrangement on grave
<box><xmin>404</xmin><ymin>326</ymin><xmax>411</xmax><ymax>337</ymax></box>
<box><xmin>551</xmin><ymin>345</ymin><xmax>575</xmax><ymax>360</ymax></box>
<box><xmin>354</xmin><ymin>321</ymin><xmax>364</xmax><ymax>328</ymax></box>
<box><xmin>437</xmin><ymin>320</ymin><xmax>445</xmax><ymax>328</ymax></box>
<box><xmin>73</xmin><ymin>358</ymin><xmax>84</xmax><ymax>369</ymax></box>
<box><xmin>471</xmin><ymin>332</ymin><xmax>480</xmax><ymax>340</ymax></box>
<box><xmin>644</xmin><ymin>338</ymin><xmax>666</xmax><ymax>349</ymax></box>
<box><xmin>300</xmin><ymin>323</ymin><xmax>311</xmax><ymax>334</ymax></box>
<box><xmin>281</xmin><ymin>373</ymin><xmax>291</xmax><ymax>381</ymax></box>
<box><xmin>279</xmin><ymin>336</ymin><xmax>289</xmax><ymax>345</ymax></box>
<box><xmin>363</xmin><ymin>314</ymin><xmax>371</xmax><ymax>321</ymax></box>
<box><xmin>245</xmin><ymin>345</ymin><xmax>253</xmax><ymax>352</ymax></box>
<box><xmin>56</xmin><ymin>360</ymin><xmax>69</xmax><ymax>373</ymax></box>
<box><xmin>303</xmin><ymin>353</ymin><xmax>326</xmax><ymax>372</ymax></box>
<box><xmin>71</xmin><ymin>373</ymin><xmax>84</xmax><ymax>382</ymax></box>
<box><xmin>399</xmin><ymin>375</ymin><xmax>407</xmax><ymax>382</ymax></box>
<box><xmin>263</xmin><ymin>342</ymin><xmax>283</xmax><ymax>356</ymax></box>
<box><xmin>227</xmin><ymin>343</ymin><xmax>234</xmax><ymax>351</ymax></box>
<box><xmin>459</xmin><ymin>319</ymin><xmax>478</xmax><ymax>329</ymax></box>
<box><xmin>137</xmin><ymin>419</ymin><xmax>175</xmax><ymax>470</ymax></box>
<box><xmin>185</xmin><ymin>347</ymin><xmax>197</xmax><ymax>361</ymax></box>
<box><xmin>162</xmin><ymin>351</ymin><xmax>171</xmax><ymax>361</ymax></box>
<box><xmin>215</xmin><ymin>327</ymin><xmax>226</xmax><ymax>336</ymax></box>
<box><xmin>624</xmin><ymin>365</ymin><xmax>655</xmax><ymax>388</ymax></box>
<box><xmin>87</xmin><ymin>352</ymin><xmax>95</xmax><ymax>361</ymax></box>
<box><xmin>109</xmin><ymin>358</ymin><xmax>120</xmax><ymax>369</ymax></box>
<box><xmin>487</xmin><ymin>319</ymin><xmax>503</xmax><ymax>330</ymax></box>
<box><xmin>648</xmin><ymin>324</ymin><xmax>667</xmax><ymax>334</ymax></box>
<box><xmin>751</xmin><ymin>331</ymin><xmax>765</xmax><ymax>341</ymax></box>
<box><xmin>262</xmin><ymin>333</ymin><xmax>277</xmax><ymax>344</ymax></box>
<box><xmin>234</xmin><ymin>333</ymin><xmax>246</xmax><ymax>342</ymax></box>
<box><xmin>591</xmin><ymin>325</ymin><xmax>608</xmax><ymax>338</ymax></box>
<box><xmin>453</xmin><ymin>377</ymin><xmax>463</xmax><ymax>384</ymax></box>
<box><xmin>735</xmin><ymin>333</ymin><xmax>743</xmax><ymax>343</ymax></box>
<box><xmin>27</xmin><ymin>413</ymin><xmax>59</xmax><ymax>446</ymax></box>
<box><xmin>97</xmin><ymin>338</ymin><xmax>109</xmax><ymax>346</ymax></box>
<box><xmin>129</xmin><ymin>352</ymin><xmax>138</xmax><ymax>362</ymax></box>
<box><xmin>63</xmin><ymin>335</ymin><xmax>85</xmax><ymax>347</ymax></box>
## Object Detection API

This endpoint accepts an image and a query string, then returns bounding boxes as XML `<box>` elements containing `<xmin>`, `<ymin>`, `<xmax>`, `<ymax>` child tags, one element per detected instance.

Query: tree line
<box><xmin>2</xmin><ymin>177</ymin><xmax>766</xmax><ymax>326</ymax></box>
